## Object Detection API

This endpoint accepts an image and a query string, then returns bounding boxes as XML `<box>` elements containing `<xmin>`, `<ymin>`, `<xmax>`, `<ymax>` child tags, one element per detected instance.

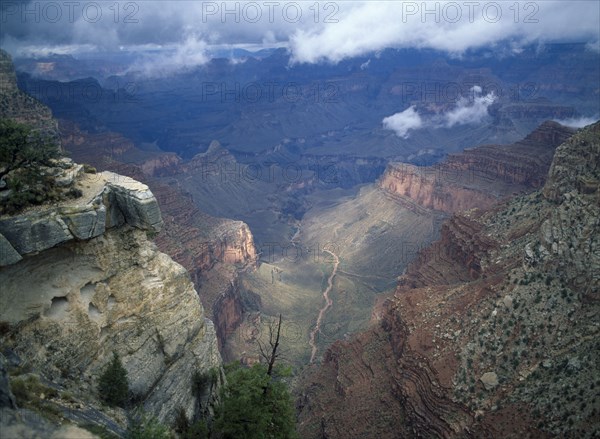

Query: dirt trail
<box><xmin>308</xmin><ymin>249</ymin><xmax>340</xmax><ymax>363</ymax></box>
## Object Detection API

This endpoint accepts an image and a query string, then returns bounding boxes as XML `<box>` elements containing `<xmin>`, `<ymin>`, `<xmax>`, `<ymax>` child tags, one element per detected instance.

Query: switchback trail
<box><xmin>308</xmin><ymin>249</ymin><xmax>340</xmax><ymax>363</ymax></box>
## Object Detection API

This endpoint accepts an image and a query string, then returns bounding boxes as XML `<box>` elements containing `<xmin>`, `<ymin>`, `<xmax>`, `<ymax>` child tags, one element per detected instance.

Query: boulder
<box><xmin>61</xmin><ymin>205</ymin><xmax>106</xmax><ymax>240</ymax></box>
<box><xmin>480</xmin><ymin>371</ymin><xmax>499</xmax><ymax>390</ymax></box>
<box><xmin>0</xmin><ymin>233</ymin><xmax>22</xmax><ymax>266</ymax></box>
<box><xmin>55</xmin><ymin>164</ymin><xmax>83</xmax><ymax>187</ymax></box>
<box><xmin>0</xmin><ymin>213</ymin><xmax>72</xmax><ymax>254</ymax></box>
<box><xmin>105</xmin><ymin>172</ymin><xmax>163</xmax><ymax>233</ymax></box>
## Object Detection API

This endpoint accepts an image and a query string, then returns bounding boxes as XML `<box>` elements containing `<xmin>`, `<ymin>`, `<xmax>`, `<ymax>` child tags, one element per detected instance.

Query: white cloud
<box><xmin>1</xmin><ymin>1</ymin><xmax>598</xmax><ymax>68</ymax></box>
<box><xmin>127</xmin><ymin>35</ymin><xmax>210</xmax><ymax>78</ymax></box>
<box><xmin>382</xmin><ymin>106</ymin><xmax>423</xmax><ymax>138</ymax></box>
<box><xmin>442</xmin><ymin>87</ymin><xmax>497</xmax><ymax>128</ymax></box>
<box><xmin>585</xmin><ymin>40</ymin><xmax>600</xmax><ymax>53</ymax></box>
<box><xmin>289</xmin><ymin>1</ymin><xmax>600</xmax><ymax>64</ymax></box>
<box><xmin>554</xmin><ymin>116</ymin><xmax>599</xmax><ymax>128</ymax></box>
<box><xmin>384</xmin><ymin>86</ymin><xmax>497</xmax><ymax>137</ymax></box>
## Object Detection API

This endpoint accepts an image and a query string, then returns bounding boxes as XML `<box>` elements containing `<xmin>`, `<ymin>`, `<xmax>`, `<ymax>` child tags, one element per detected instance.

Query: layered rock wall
<box><xmin>379</xmin><ymin>121</ymin><xmax>574</xmax><ymax>214</ymax></box>
<box><xmin>298</xmin><ymin>122</ymin><xmax>599</xmax><ymax>438</ymax></box>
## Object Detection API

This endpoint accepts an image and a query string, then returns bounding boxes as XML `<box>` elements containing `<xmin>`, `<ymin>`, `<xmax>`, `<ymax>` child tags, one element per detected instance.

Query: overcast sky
<box><xmin>1</xmin><ymin>0</ymin><xmax>599</xmax><ymax>65</ymax></box>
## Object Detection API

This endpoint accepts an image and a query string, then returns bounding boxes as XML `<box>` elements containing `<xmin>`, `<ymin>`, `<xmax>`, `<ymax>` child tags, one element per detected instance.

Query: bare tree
<box><xmin>257</xmin><ymin>313</ymin><xmax>282</xmax><ymax>377</ymax></box>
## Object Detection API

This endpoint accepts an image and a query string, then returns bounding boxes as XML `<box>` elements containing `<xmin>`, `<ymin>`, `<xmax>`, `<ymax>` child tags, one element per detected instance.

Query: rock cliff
<box><xmin>379</xmin><ymin>122</ymin><xmax>574</xmax><ymax>214</ymax></box>
<box><xmin>57</xmin><ymin>122</ymin><xmax>258</xmax><ymax>362</ymax></box>
<box><xmin>0</xmin><ymin>167</ymin><xmax>222</xmax><ymax>430</ymax></box>
<box><xmin>0</xmin><ymin>49</ymin><xmax>57</xmax><ymax>139</ymax></box>
<box><xmin>297</xmin><ymin>122</ymin><xmax>599</xmax><ymax>438</ymax></box>
<box><xmin>0</xmin><ymin>170</ymin><xmax>162</xmax><ymax>265</ymax></box>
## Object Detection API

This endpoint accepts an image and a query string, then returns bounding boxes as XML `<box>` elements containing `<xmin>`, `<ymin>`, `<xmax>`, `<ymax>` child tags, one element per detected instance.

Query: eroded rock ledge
<box><xmin>0</xmin><ymin>169</ymin><xmax>222</xmax><ymax>425</ymax></box>
<box><xmin>0</xmin><ymin>170</ymin><xmax>163</xmax><ymax>266</ymax></box>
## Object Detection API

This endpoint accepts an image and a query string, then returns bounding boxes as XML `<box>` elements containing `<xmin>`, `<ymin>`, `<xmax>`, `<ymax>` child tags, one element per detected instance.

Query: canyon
<box><xmin>2</xmin><ymin>41</ymin><xmax>599</xmax><ymax>438</ymax></box>
<box><xmin>50</xmin><ymin>89</ymin><xmax>584</xmax><ymax>372</ymax></box>
<box><xmin>297</xmin><ymin>122</ymin><xmax>599</xmax><ymax>438</ymax></box>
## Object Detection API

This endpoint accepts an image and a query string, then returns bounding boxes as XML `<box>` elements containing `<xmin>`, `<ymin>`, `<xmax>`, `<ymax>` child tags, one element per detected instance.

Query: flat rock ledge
<box><xmin>0</xmin><ymin>171</ymin><xmax>163</xmax><ymax>266</ymax></box>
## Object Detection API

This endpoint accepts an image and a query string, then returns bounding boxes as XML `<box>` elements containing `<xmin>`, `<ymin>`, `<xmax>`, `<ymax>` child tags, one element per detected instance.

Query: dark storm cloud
<box><xmin>1</xmin><ymin>1</ymin><xmax>599</xmax><ymax>66</ymax></box>
<box><xmin>0</xmin><ymin>1</ymin><xmax>300</xmax><ymax>51</ymax></box>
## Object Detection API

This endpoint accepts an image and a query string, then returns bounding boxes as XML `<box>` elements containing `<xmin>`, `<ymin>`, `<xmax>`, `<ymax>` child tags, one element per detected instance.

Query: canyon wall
<box><xmin>58</xmin><ymin>121</ymin><xmax>258</xmax><ymax>360</ymax></box>
<box><xmin>379</xmin><ymin>121</ymin><xmax>575</xmax><ymax>214</ymax></box>
<box><xmin>0</xmin><ymin>168</ymin><xmax>222</xmax><ymax>427</ymax></box>
<box><xmin>298</xmin><ymin>122</ymin><xmax>599</xmax><ymax>438</ymax></box>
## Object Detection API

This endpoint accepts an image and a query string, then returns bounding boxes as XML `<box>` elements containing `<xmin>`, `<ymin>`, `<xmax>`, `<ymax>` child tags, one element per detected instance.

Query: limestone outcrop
<box><xmin>0</xmin><ymin>168</ymin><xmax>221</xmax><ymax>426</ymax></box>
<box><xmin>0</xmin><ymin>171</ymin><xmax>163</xmax><ymax>266</ymax></box>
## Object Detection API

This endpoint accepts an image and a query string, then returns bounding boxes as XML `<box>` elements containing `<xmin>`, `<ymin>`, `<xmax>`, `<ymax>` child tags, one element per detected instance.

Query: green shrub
<box><xmin>83</xmin><ymin>164</ymin><xmax>97</xmax><ymax>174</ymax></box>
<box><xmin>0</xmin><ymin>119</ymin><xmax>63</xmax><ymax>214</ymax></box>
<box><xmin>172</xmin><ymin>406</ymin><xmax>190</xmax><ymax>435</ymax></box>
<box><xmin>66</xmin><ymin>187</ymin><xmax>83</xmax><ymax>198</ymax></box>
<box><xmin>9</xmin><ymin>374</ymin><xmax>58</xmax><ymax>405</ymax></box>
<box><xmin>192</xmin><ymin>368</ymin><xmax>219</xmax><ymax>397</ymax></box>
<box><xmin>185</xmin><ymin>420</ymin><xmax>209</xmax><ymax>439</ymax></box>
<box><xmin>0</xmin><ymin>119</ymin><xmax>60</xmax><ymax>174</ymax></box>
<box><xmin>126</xmin><ymin>410</ymin><xmax>171</xmax><ymax>439</ymax></box>
<box><xmin>98</xmin><ymin>352</ymin><xmax>129</xmax><ymax>407</ymax></box>
<box><xmin>213</xmin><ymin>363</ymin><xmax>297</xmax><ymax>439</ymax></box>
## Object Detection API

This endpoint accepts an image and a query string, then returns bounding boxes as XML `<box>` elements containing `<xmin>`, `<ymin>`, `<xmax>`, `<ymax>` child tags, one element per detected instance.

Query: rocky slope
<box><xmin>0</xmin><ymin>49</ymin><xmax>57</xmax><ymax>138</ymax></box>
<box><xmin>379</xmin><ymin>122</ymin><xmax>575</xmax><ymax>214</ymax></box>
<box><xmin>297</xmin><ymin>122</ymin><xmax>599</xmax><ymax>438</ymax></box>
<box><xmin>1</xmin><ymin>50</ymin><xmax>224</xmax><ymax>435</ymax></box>
<box><xmin>0</xmin><ymin>167</ymin><xmax>222</xmax><ymax>434</ymax></box>
<box><xmin>57</xmin><ymin>120</ymin><xmax>258</xmax><ymax>358</ymax></box>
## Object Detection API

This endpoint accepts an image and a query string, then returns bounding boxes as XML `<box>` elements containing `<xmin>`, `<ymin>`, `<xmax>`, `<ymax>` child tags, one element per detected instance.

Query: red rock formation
<box><xmin>379</xmin><ymin>121</ymin><xmax>574</xmax><ymax>214</ymax></box>
<box><xmin>298</xmin><ymin>123</ymin><xmax>599</xmax><ymax>438</ymax></box>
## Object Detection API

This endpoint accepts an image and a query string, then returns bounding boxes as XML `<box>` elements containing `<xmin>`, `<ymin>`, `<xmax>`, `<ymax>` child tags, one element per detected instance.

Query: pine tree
<box><xmin>98</xmin><ymin>352</ymin><xmax>129</xmax><ymax>407</ymax></box>
<box><xmin>213</xmin><ymin>316</ymin><xmax>297</xmax><ymax>438</ymax></box>
<box><xmin>0</xmin><ymin>119</ymin><xmax>60</xmax><ymax>179</ymax></box>
<box><xmin>214</xmin><ymin>363</ymin><xmax>297</xmax><ymax>439</ymax></box>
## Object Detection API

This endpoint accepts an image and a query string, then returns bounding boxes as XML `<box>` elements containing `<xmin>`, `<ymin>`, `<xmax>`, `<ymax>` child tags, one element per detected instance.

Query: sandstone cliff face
<box><xmin>298</xmin><ymin>122</ymin><xmax>599</xmax><ymax>438</ymax></box>
<box><xmin>378</xmin><ymin>122</ymin><xmax>574</xmax><ymax>214</ymax></box>
<box><xmin>0</xmin><ymin>170</ymin><xmax>222</xmax><ymax>426</ymax></box>
<box><xmin>379</xmin><ymin>162</ymin><xmax>495</xmax><ymax>214</ymax></box>
<box><xmin>58</xmin><ymin>121</ymin><xmax>258</xmax><ymax>357</ymax></box>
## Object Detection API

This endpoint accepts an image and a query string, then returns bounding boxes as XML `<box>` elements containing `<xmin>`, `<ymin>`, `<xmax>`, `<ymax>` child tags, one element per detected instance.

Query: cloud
<box><xmin>585</xmin><ymin>40</ymin><xmax>600</xmax><ymax>53</ymax></box>
<box><xmin>0</xmin><ymin>0</ymin><xmax>294</xmax><ymax>56</ymax></box>
<box><xmin>1</xmin><ymin>1</ymin><xmax>598</xmax><ymax>68</ymax></box>
<box><xmin>442</xmin><ymin>87</ymin><xmax>497</xmax><ymax>128</ymax></box>
<box><xmin>289</xmin><ymin>1</ymin><xmax>600</xmax><ymax>63</ymax></box>
<box><xmin>127</xmin><ymin>35</ymin><xmax>209</xmax><ymax>78</ymax></box>
<box><xmin>553</xmin><ymin>116</ymin><xmax>600</xmax><ymax>128</ymax></box>
<box><xmin>382</xmin><ymin>106</ymin><xmax>423</xmax><ymax>138</ymax></box>
<box><xmin>383</xmin><ymin>86</ymin><xmax>496</xmax><ymax>137</ymax></box>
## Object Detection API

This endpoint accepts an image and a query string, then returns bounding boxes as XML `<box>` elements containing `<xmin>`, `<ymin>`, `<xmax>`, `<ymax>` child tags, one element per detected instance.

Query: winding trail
<box><xmin>308</xmin><ymin>249</ymin><xmax>340</xmax><ymax>363</ymax></box>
